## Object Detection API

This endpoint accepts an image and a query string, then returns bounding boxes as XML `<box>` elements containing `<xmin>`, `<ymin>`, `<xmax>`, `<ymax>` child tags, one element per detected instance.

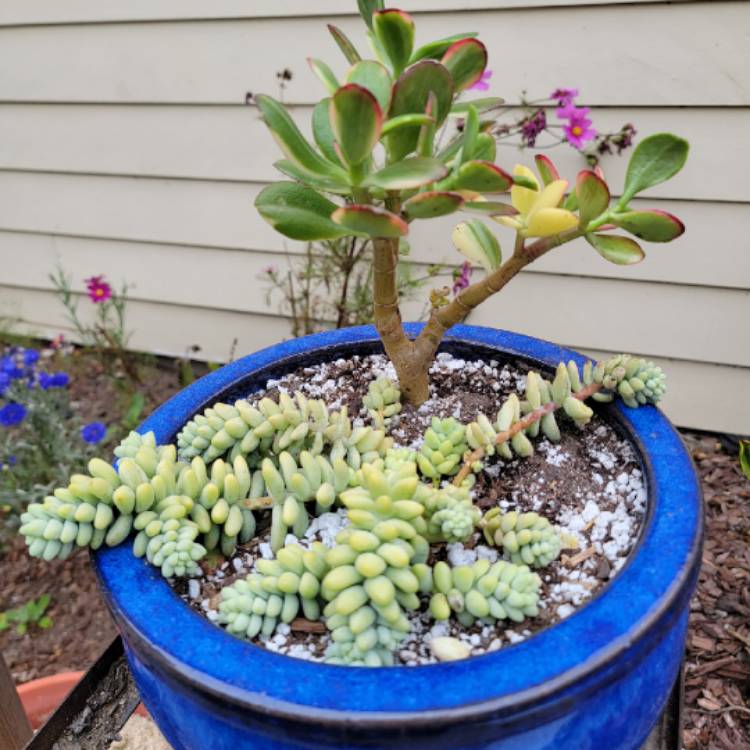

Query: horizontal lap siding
<box><xmin>0</xmin><ymin>0</ymin><xmax>748</xmax><ymax>432</ymax></box>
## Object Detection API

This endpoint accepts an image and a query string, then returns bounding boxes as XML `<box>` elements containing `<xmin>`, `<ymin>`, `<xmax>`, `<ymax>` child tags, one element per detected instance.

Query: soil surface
<box><xmin>0</xmin><ymin>346</ymin><xmax>747</xmax><ymax>746</ymax></box>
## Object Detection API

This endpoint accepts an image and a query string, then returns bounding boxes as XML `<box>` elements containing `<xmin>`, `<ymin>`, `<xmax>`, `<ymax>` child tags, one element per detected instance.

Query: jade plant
<box><xmin>253</xmin><ymin>0</ymin><xmax>688</xmax><ymax>405</ymax></box>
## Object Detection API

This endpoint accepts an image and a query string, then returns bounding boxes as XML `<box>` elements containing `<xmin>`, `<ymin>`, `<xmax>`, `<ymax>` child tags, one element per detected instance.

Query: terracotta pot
<box><xmin>18</xmin><ymin>671</ymin><xmax>84</xmax><ymax>729</ymax></box>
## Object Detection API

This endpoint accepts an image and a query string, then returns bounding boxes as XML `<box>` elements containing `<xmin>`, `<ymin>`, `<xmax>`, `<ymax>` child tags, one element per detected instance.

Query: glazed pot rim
<box><xmin>93</xmin><ymin>323</ymin><xmax>703</xmax><ymax>721</ymax></box>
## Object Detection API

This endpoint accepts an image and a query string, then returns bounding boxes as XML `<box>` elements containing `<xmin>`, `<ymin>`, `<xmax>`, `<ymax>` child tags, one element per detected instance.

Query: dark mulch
<box><xmin>0</xmin><ymin>345</ymin><xmax>747</xmax><ymax>746</ymax></box>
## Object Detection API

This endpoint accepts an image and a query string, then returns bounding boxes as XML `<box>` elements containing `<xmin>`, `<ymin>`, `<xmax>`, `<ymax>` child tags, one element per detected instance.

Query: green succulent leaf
<box><xmin>381</xmin><ymin>113</ymin><xmax>435</xmax><ymax>136</ymax></box>
<box><xmin>308</xmin><ymin>58</ymin><xmax>339</xmax><ymax>95</ymax></box>
<box><xmin>512</xmin><ymin>174</ymin><xmax>539</xmax><ymax>191</ymax></box>
<box><xmin>373</xmin><ymin>9</ymin><xmax>415</xmax><ymax>77</ymax></box>
<box><xmin>327</xmin><ymin>24</ymin><xmax>362</xmax><ymax>64</ymax></box>
<box><xmin>410</xmin><ymin>32</ymin><xmax>479</xmax><ymax>63</ymax></box>
<box><xmin>440</xmin><ymin>38</ymin><xmax>488</xmax><ymax>92</ymax></box>
<box><xmin>457</xmin><ymin>104</ymin><xmax>480</xmax><ymax>168</ymax></box>
<box><xmin>357</xmin><ymin>0</ymin><xmax>384</xmax><ymax>30</ymax></box>
<box><xmin>346</xmin><ymin>60</ymin><xmax>392</xmax><ymax>112</ymax></box>
<box><xmin>364</xmin><ymin>157</ymin><xmax>448</xmax><ymax>190</ymax></box>
<box><xmin>472</xmin><ymin>132</ymin><xmax>496</xmax><ymax>162</ymax></box>
<box><xmin>450</xmin><ymin>97</ymin><xmax>504</xmax><ymax>116</ymax></box>
<box><xmin>452</xmin><ymin>220</ymin><xmax>501</xmax><ymax>272</ymax></box>
<box><xmin>417</xmin><ymin>91</ymin><xmax>438</xmax><ymax>158</ymax></box>
<box><xmin>274</xmin><ymin>160</ymin><xmax>351</xmax><ymax>194</ymax></box>
<box><xmin>739</xmin><ymin>440</ymin><xmax>750</xmax><ymax>481</ymax></box>
<box><xmin>330</xmin><ymin>84</ymin><xmax>383</xmax><ymax>166</ymax></box>
<box><xmin>576</xmin><ymin>170</ymin><xmax>611</xmax><ymax>227</ymax></box>
<box><xmin>256</xmin><ymin>94</ymin><xmax>344</xmax><ymax>179</ymax></box>
<box><xmin>620</xmin><ymin>133</ymin><xmax>689</xmax><ymax>206</ymax></box>
<box><xmin>312</xmin><ymin>99</ymin><xmax>342</xmax><ymax>166</ymax></box>
<box><xmin>332</xmin><ymin>205</ymin><xmax>408</xmax><ymax>238</ymax></box>
<box><xmin>462</xmin><ymin>201</ymin><xmax>517</xmax><ymax>217</ymax></box>
<box><xmin>586</xmin><ymin>233</ymin><xmax>645</xmax><ymax>265</ymax></box>
<box><xmin>535</xmin><ymin>155</ymin><xmax>560</xmax><ymax>187</ymax></box>
<box><xmin>403</xmin><ymin>191</ymin><xmax>464</xmax><ymax>219</ymax></box>
<box><xmin>451</xmin><ymin>160</ymin><xmax>513</xmax><ymax>193</ymax></box>
<box><xmin>386</xmin><ymin>60</ymin><xmax>454</xmax><ymax>161</ymax></box>
<box><xmin>255</xmin><ymin>182</ymin><xmax>349</xmax><ymax>241</ymax></box>
<box><xmin>611</xmin><ymin>210</ymin><xmax>685</xmax><ymax>242</ymax></box>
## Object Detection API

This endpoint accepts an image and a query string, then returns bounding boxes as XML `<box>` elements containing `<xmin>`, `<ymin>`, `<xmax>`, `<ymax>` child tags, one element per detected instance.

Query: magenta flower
<box><xmin>520</xmin><ymin>110</ymin><xmax>547</xmax><ymax>147</ymax></box>
<box><xmin>85</xmin><ymin>275</ymin><xmax>112</xmax><ymax>304</ymax></box>
<box><xmin>452</xmin><ymin>262</ymin><xmax>473</xmax><ymax>296</ymax></box>
<box><xmin>468</xmin><ymin>69</ymin><xmax>493</xmax><ymax>92</ymax></box>
<box><xmin>556</xmin><ymin>104</ymin><xmax>597</xmax><ymax>148</ymax></box>
<box><xmin>550</xmin><ymin>88</ymin><xmax>579</xmax><ymax>108</ymax></box>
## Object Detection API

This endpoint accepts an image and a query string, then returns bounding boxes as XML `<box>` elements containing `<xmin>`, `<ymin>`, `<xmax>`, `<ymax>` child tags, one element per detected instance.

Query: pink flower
<box><xmin>452</xmin><ymin>262</ymin><xmax>473</xmax><ymax>296</ymax></box>
<box><xmin>85</xmin><ymin>275</ymin><xmax>112</xmax><ymax>304</ymax></box>
<box><xmin>556</xmin><ymin>104</ymin><xmax>597</xmax><ymax>149</ymax></box>
<box><xmin>550</xmin><ymin>88</ymin><xmax>579</xmax><ymax>107</ymax></box>
<box><xmin>469</xmin><ymin>69</ymin><xmax>493</xmax><ymax>92</ymax></box>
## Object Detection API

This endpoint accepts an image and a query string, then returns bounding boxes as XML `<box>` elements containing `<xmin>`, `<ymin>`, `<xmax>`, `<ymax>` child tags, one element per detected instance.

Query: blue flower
<box><xmin>81</xmin><ymin>422</ymin><xmax>107</xmax><ymax>444</ymax></box>
<box><xmin>23</xmin><ymin>349</ymin><xmax>40</xmax><ymax>366</ymax></box>
<box><xmin>39</xmin><ymin>371</ymin><xmax>69</xmax><ymax>389</ymax></box>
<box><xmin>0</xmin><ymin>372</ymin><xmax>9</xmax><ymax>395</ymax></box>
<box><xmin>0</xmin><ymin>455</ymin><xmax>17</xmax><ymax>470</ymax></box>
<box><xmin>0</xmin><ymin>403</ymin><xmax>27</xmax><ymax>427</ymax></box>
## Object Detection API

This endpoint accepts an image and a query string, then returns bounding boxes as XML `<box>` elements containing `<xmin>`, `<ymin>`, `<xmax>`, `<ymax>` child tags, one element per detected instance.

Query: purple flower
<box><xmin>550</xmin><ymin>88</ymin><xmax>579</xmax><ymax>107</ymax></box>
<box><xmin>85</xmin><ymin>275</ymin><xmax>112</xmax><ymax>304</ymax></box>
<box><xmin>468</xmin><ymin>69</ymin><xmax>493</xmax><ymax>92</ymax></box>
<box><xmin>452</xmin><ymin>262</ymin><xmax>473</xmax><ymax>296</ymax></box>
<box><xmin>557</xmin><ymin>104</ymin><xmax>597</xmax><ymax>148</ymax></box>
<box><xmin>520</xmin><ymin>109</ymin><xmax>547</xmax><ymax>147</ymax></box>
<box><xmin>0</xmin><ymin>403</ymin><xmax>27</xmax><ymax>427</ymax></box>
<box><xmin>81</xmin><ymin>422</ymin><xmax>107</xmax><ymax>444</ymax></box>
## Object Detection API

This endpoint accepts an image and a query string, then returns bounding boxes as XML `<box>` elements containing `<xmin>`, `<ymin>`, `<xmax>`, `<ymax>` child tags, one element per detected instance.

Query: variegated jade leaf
<box><xmin>612</xmin><ymin>210</ymin><xmax>685</xmax><ymax>242</ymax></box>
<box><xmin>576</xmin><ymin>170</ymin><xmax>610</xmax><ymax>227</ymax></box>
<box><xmin>312</xmin><ymin>99</ymin><xmax>342</xmax><ymax>166</ymax></box>
<box><xmin>308</xmin><ymin>58</ymin><xmax>339</xmax><ymax>95</ymax></box>
<box><xmin>332</xmin><ymin>205</ymin><xmax>408</xmax><ymax>238</ymax></box>
<box><xmin>451</xmin><ymin>161</ymin><xmax>513</xmax><ymax>193</ymax></box>
<box><xmin>328</xmin><ymin>24</ymin><xmax>362</xmax><ymax>64</ymax></box>
<box><xmin>364</xmin><ymin>157</ymin><xmax>448</xmax><ymax>190</ymax></box>
<box><xmin>620</xmin><ymin>133</ymin><xmax>689</xmax><ymax>206</ymax></box>
<box><xmin>410</xmin><ymin>32</ymin><xmax>479</xmax><ymax>64</ymax></box>
<box><xmin>373</xmin><ymin>9</ymin><xmax>415</xmax><ymax>77</ymax></box>
<box><xmin>452</xmin><ymin>220</ymin><xmax>501</xmax><ymax>272</ymax></box>
<box><xmin>386</xmin><ymin>61</ymin><xmax>454</xmax><ymax>161</ymax></box>
<box><xmin>441</xmin><ymin>38</ymin><xmax>488</xmax><ymax>91</ymax></box>
<box><xmin>357</xmin><ymin>0</ymin><xmax>384</xmax><ymax>30</ymax></box>
<box><xmin>535</xmin><ymin>155</ymin><xmax>560</xmax><ymax>186</ymax></box>
<box><xmin>346</xmin><ymin>60</ymin><xmax>392</xmax><ymax>112</ymax></box>
<box><xmin>417</xmin><ymin>91</ymin><xmax>438</xmax><ymax>157</ymax></box>
<box><xmin>255</xmin><ymin>182</ymin><xmax>348</xmax><ymax>240</ymax></box>
<box><xmin>403</xmin><ymin>191</ymin><xmax>464</xmax><ymax>219</ymax></box>
<box><xmin>256</xmin><ymin>95</ymin><xmax>344</xmax><ymax>179</ymax></box>
<box><xmin>381</xmin><ymin>113</ymin><xmax>434</xmax><ymax>136</ymax></box>
<box><xmin>330</xmin><ymin>84</ymin><xmax>383</xmax><ymax>166</ymax></box>
<box><xmin>586</xmin><ymin>233</ymin><xmax>645</xmax><ymax>265</ymax></box>
<box><xmin>273</xmin><ymin>160</ymin><xmax>351</xmax><ymax>195</ymax></box>
<box><xmin>462</xmin><ymin>201</ymin><xmax>517</xmax><ymax>217</ymax></box>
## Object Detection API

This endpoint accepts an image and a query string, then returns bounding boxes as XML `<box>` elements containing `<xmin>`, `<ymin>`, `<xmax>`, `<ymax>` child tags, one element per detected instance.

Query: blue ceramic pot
<box><xmin>93</xmin><ymin>324</ymin><xmax>702</xmax><ymax>750</ymax></box>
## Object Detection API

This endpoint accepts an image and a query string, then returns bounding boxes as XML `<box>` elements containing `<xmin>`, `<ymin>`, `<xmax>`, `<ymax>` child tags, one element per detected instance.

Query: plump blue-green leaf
<box><xmin>373</xmin><ymin>9</ymin><xmax>415</xmax><ymax>77</ymax></box>
<box><xmin>410</xmin><ymin>32</ymin><xmax>479</xmax><ymax>63</ymax></box>
<box><xmin>386</xmin><ymin>61</ymin><xmax>454</xmax><ymax>161</ymax></box>
<box><xmin>256</xmin><ymin>94</ymin><xmax>344</xmax><ymax>179</ymax></box>
<box><xmin>274</xmin><ymin>160</ymin><xmax>351</xmax><ymax>195</ymax></box>
<box><xmin>403</xmin><ymin>191</ymin><xmax>464</xmax><ymax>219</ymax></box>
<box><xmin>330</xmin><ymin>84</ymin><xmax>383</xmax><ymax>166</ymax></box>
<box><xmin>450</xmin><ymin>97</ymin><xmax>503</xmax><ymax>116</ymax></box>
<box><xmin>381</xmin><ymin>113</ymin><xmax>434</xmax><ymax>136</ymax></box>
<box><xmin>441</xmin><ymin>38</ymin><xmax>488</xmax><ymax>91</ymax></box>
<box><xmin>364</xmin><ymin>157</ymin><xmax>448</xmax><ymax>190</ymax></box>
<box><xmin>586</xmin><ymin>233</ymin><xmax>645</xmax><ymax>265</ymax></box>
<box><xmin>346</xmin><ymin>60</ymin><xmax>392</xmax><ymax>112</ymax></box>
<box><xmin>612</xmin><ymin>209</ymin><xmax>685</xmax><ymax>242</ymax></box>
<box><xmin>451</xmin><ymin>220</ymin><xmax>501</xmax><ymax>272</ymax></box>
<box><xmin>620</xmin><ymin>133</ymin><xmax>689</xmax><ymax>206</ymax></box>
<box><xmin>576</xmin><ymin>170</ymin><xmax>610</xmax><ymax>227</ymax></box>
<box><xmin>255</xmin><ymin>182</ymin><xmax>349</xmax><ymax>240</ymax></box>
<box><xmin>327</xmin><ymin>24</ymin><xmax>362</xmax><ymax>64</ymax></box>
<box><xmin>332</xmin><ymin>205</ymin><xmax>408</xmax><ymax>237</ymax></box>
<box><xmin>451</xmin><ymin>160</ymin><xmax>513</xmax><ymax>193</ymax></box>
<box><xmin>357</xmin><ymin>0</ymin><xmax>384</xmax><ymax>30</ymax></box>
<box><xmin>311</xmin><ymin>99</ymin><xmax>342</xmax><ymax>166</ymax></box>
<box><xmin>308</xmin><ymin>58</ymin><xmax>339</xmax><ymax>95</ymax></box>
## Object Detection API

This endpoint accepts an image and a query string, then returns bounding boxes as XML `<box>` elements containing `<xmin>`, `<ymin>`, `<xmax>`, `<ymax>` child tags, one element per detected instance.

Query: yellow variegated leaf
<box><xmin>451</xmin><ymin>219</ymin><xmax>501</xmax><ymax>272</ymax></box>
<box><xmin>524</xmin><ymin>207</ymin><xmax>578</xmax><ymax>238</ymax></box>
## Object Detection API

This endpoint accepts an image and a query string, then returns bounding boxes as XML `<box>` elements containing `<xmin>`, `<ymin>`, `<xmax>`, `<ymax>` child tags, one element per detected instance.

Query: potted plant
<box><xmin>15</xmin><ymin>2</ymin><xmax>701</xmax><ymax>748</ymax></box>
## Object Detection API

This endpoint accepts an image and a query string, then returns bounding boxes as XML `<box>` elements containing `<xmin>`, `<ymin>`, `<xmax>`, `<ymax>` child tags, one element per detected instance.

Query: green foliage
<box><xmin>417</xmin><ymin>416</ymin><xmax>468</xmax><ymax>479</ymax></box>
<box><xmin>122</xmin><ymin>391</ymin><xmax>145</xmax><ymax>431</ymax></box>
<box><xmin>363</xmin><ymin>377</ymin><xmax>402</xmax><ymax>429</ymax></box>
<box><xmin>740</xmin><ymin>440</ymin><xmax>750</xmax><ymax>481</ymax></box>
<box><xmin>451</xmin><ymin>219</ymin><xmax>502</xmax><ymax>273</ymax></box>
<box><xmin>619</xmin><ymin>133</ymin><xmax>689</xmax><ymax>207</ymax></box>
<box><xmin>585</xmin><ymin>233</ymin><xmax>645</xmax><ymax>265</ymax></box>
<box><xmin>481</xmin><ymin>509</ymin><xmax>561</xmax><ymax>568</ymax></box>
<box><xmin>0</xmin><ymin>594</ymin><xmax>53</xmax><ymax>635</ymax></box>
<box><xmin>422</xmin><ymin>485</ymin><xmax>480</xmax><ymax>543</ymax></box>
